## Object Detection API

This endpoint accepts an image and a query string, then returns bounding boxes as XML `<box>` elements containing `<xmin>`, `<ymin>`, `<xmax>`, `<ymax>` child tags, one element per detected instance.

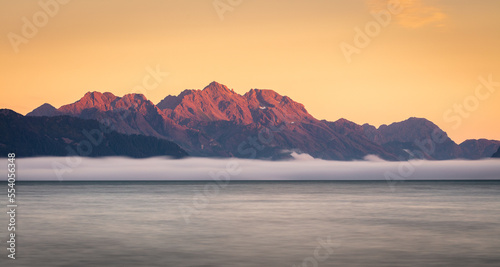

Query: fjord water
<box><xmin>1</xmin><ymin>181</ymin><xmax>500</xmax><ymax>267</ymax></box>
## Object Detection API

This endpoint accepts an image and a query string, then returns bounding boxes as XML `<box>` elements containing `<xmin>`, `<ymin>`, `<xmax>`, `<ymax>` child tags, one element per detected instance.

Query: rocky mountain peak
<box><xmin>203</xmin><ymin>81</ymin><xmax>233</xmax><ymax>95</ymax></box>
<box><xmin>59</xmin><ymin>91</ymin><xmax>118</xmax><ymax>114</ymax></box>
<box><xmin>26</xmin><ymin>103</ymin><xmax>61</xmax><ymax>117</ymax></box>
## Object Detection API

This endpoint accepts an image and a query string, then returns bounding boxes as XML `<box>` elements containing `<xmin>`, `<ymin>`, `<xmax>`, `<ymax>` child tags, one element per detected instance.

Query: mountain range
<box><xmin>15</xmin><ymin>81</ymin><xmax>500</xmax><ymax>160</ymax></box>
<box><xmin>0</xmin><ymin>109</ymin><xmax>187</xmax><ymax>158</ymax></box>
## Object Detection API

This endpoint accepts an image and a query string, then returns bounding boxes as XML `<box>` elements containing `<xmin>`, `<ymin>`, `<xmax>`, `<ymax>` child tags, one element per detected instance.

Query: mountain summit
<box><xmin>26</xmin><ymin>103</ymin><xmax>61</xmax><ymax>117</ymax></box>
<box><xmin>158</xmin><ymin>81</ymin><xmax>254</xmax><ymax>126</ymax></box>
<box><xmin>26</xmin><ymin>82</ymin><xmax>499</xmax><ymax>160</ymax></box>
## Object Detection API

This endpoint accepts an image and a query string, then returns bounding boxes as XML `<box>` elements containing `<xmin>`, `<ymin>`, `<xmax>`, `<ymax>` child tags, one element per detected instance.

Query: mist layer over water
<box><xmin>4</xmin><ymin>156</ymin><xmax>500</xmax><ymax>181</ymax></box>
<box><xmin>0</xmin><ymin>181</ymin><xmax>499</xmax><ymax>266</ymax></box>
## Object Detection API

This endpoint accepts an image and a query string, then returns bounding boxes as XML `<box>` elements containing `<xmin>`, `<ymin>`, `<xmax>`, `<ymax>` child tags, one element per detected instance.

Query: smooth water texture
<box><xmin>1</xmin><ymin>181</ymin><xmax>500</xmax><ymax>266</ymax></box>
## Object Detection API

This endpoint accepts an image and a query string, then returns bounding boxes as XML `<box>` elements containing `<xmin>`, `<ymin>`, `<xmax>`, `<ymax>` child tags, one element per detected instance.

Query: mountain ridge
<box><xmin>0</xmin><ymin>109</ymin><xmax>188</xmax><ymax>158</ymax></box>
<box><xmin>24</xmin><ymin>81</ymin><xmax>500</xmax><ymax>160</ymax></box>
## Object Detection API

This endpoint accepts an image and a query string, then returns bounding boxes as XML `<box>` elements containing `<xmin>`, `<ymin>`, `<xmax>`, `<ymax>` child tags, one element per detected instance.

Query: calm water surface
<box><xmin>1</xmin><ymin>181</ymin><xmax>499</xmax><ymax>266</ymax></box>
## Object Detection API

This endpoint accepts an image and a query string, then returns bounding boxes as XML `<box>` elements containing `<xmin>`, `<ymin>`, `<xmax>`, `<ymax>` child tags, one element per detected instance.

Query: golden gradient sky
<box><xmin>1</xmin><ymin>0</ymin><xmax>499</xmax><ymax>143</ymax></box>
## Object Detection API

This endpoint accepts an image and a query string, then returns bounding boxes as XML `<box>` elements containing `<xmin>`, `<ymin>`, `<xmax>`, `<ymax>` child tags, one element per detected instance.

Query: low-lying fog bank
<box><xmin>3</xmin><ymin>153</ymin><xmax>500</xmax><ymax>181</ymax></box>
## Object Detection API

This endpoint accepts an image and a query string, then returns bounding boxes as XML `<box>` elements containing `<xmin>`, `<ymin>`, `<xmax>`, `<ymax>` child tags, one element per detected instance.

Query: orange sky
<box><xmin>1</xmin><ymin>0</ymin><xmax>499</xmax><ymax>143</ymax></box>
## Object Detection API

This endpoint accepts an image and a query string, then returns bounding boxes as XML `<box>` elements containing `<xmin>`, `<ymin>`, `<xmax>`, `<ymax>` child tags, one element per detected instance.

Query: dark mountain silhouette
<box><xmin>492</xmin><ymin>147</ymin><xmax>500</xmax><ymax>158</ymax></box>
<box><xmin>26</xmin><ymin>103</ymin><xmax>62</xmax><ymax>117</ymax></box>
<box><xmin>459</xmin><ymin>139</ymin><xmax>500</xmax><ymax>159</ymax></box>
<box><xmin>24</xmin><ymin>81</ymin><xmax>499</xmax><ymax>160</ymax></box>
<box><xmin>1</xmin><ymin>109</ymin><xmax>187</xmax><ymax>158</ymax></box>
<box><xmin>362</xmin><ymin>118</ymin><xmax>462</xmax><ymax>160</ymax></box>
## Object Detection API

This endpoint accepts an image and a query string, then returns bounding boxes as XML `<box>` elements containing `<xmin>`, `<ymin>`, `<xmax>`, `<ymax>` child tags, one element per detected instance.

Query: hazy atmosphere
<box><xmin>4</xmin><ymin>156</ymin><xmax>500</xmax><ymax>182</ymax></box>
<box><xmin>1</xmin><ymin>1</ymin><xmax>500</xmax><ymax>266</ymax></box>
<box><xmin>1</xmin><ymin>0</ymin><xmax>500</xmax><ymax>142</ymax></box>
